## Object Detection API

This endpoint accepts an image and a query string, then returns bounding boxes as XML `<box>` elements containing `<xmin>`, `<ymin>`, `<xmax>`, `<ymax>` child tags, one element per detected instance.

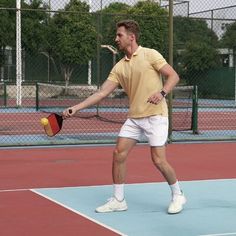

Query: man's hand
<box><xmin>147</xmin><ymin>91</ymin><xmax>165</xmax><ymax>105</ymax></box>
<box><xmin>62</xmin><ymin>107</ymin><xmax>76</xmax><ymax>119</ymax></box>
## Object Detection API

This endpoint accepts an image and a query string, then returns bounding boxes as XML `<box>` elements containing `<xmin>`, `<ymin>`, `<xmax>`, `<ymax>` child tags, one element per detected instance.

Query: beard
<box><xmin>116</xmin><ymin>43</ymin><xmax>125</xmax><ymax>52</ymax></box>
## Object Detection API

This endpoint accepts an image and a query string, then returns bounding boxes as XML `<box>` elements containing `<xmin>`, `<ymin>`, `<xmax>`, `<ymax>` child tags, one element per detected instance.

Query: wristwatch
<box><xmin>160</xmin><ymin>90</ymin><xmax>167</xmax><ymax>98</ymax></box>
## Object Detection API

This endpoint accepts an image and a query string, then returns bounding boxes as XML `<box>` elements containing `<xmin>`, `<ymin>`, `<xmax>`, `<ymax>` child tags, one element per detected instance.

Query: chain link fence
<box><xmin>0</xmin><ymin>0</ymin><xmax>236</xmax><ymax>146</ymax></box>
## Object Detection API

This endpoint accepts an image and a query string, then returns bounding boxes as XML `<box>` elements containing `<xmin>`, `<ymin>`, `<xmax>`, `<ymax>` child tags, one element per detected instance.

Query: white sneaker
<box><xmin>168</xmin><ymin>192</ymin><xmax>186</xmax><ymax>214</ymax></box>
<box><xmin>95</xmin><ymin>197</ymin><xmax>128</xmax><ymax>213</ymax></box>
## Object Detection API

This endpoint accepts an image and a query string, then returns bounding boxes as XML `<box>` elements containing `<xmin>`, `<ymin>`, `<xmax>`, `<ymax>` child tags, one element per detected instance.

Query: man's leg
<box><xmin>150</xmin><ymin>146</ymin><xmax>186</xmax><ymax>214</ymax></box>
<box><xmin>95</xmin><ymin>137</ymin><xmax>136</xmax><ymax>213</ymax></box>
<box><xmin>112</xmin><ymin>137</ymin><xmax>137</xmax><ymax>184</ymax></box>
<box><xmin>151</xmin><ymin>146</ymin><xmax>177</xmax><ymax>185</ymax></box>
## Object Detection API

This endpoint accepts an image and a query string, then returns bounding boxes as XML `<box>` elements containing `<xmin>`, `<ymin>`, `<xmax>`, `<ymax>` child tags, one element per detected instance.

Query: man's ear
<box><xmin>130</xmin><ymin>33</ymin><xmax>136</xmax><ymax>41</ymax></box>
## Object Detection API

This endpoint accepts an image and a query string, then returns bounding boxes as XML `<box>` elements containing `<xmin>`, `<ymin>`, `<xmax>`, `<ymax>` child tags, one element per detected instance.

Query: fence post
<box><xmin>168</xmin><ymin>0</ymin><xmax>174</xmax><ymax>142</ymax></box>
<box><xmin>4</xmin><ymin>82</ymin><xmax>7</xmax><ymax>107</ymax></box>
<box><xmin>35</xmin><ymin>82</ymin><xmax>39</xmax><ymax>111</ymax></box>
<box><xmin>191</xmin><ymin>85</ymin><xmax>199</xmax><ymax>134</ymax></box>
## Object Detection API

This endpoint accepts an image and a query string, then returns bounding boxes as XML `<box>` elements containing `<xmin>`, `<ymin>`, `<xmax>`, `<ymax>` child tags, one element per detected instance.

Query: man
<box><xmin>63</xmin><ymin>20</ymin><xmax>186</xmax><ymax>214</ymax></box>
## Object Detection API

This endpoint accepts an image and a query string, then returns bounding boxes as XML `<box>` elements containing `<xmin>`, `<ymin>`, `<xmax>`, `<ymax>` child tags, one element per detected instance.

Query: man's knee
<box><xmin>113</xmin><ymin>149</ymin><xmax>127</xmax><ymax>163</ymax></box>
<box><xmin>152</xmin><ymin>156</ymin><xmax>165</xmax><ymax>167</ymax></box>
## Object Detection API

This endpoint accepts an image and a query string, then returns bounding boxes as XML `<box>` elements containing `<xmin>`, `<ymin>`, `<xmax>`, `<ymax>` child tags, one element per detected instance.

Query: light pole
<box><xmin>101</xmin><ymin>45</ymin><xmax>118</xmax><ymax>66</ymax></box>
<box><xmin>16</xmin><ymin>0</ymin><xmax>22</xmax><ymax>106</ymax></box>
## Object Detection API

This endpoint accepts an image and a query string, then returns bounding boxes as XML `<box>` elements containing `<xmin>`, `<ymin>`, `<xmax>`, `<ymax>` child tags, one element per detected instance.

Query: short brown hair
<box><xmin>116</xmin><ymin>20</ymin><xmax>140</xmax><ymax>42</ymax></box>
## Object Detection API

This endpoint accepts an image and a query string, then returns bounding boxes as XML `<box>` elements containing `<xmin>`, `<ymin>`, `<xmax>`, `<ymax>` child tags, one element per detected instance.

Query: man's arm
<box><xmin>63</xmin><ymin>79</ymin><xmax>119</xmax><ymax>117</ymax></box>
<box><xmin>147</xmin><ymin>64</ymin><xmax>179</xmax><ymax>104</ymax></box>
<box><xmin>159</xmin><ymin>63</ymin><xmax>179</xmax><ymax>94</ymax></box>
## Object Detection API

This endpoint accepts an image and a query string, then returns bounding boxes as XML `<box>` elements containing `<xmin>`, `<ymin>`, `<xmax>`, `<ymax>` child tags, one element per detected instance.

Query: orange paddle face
<box><xmin>44</xmin><ymin>113</ymin><xmax>63</xmax><ymax>137</ymax></box>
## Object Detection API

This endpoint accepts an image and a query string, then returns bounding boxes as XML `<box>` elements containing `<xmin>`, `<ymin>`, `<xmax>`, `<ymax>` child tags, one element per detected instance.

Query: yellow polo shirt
<box><xmin>107</xmin><ymin>46</ymin><xmax>168</xmax><ymax>118</ymax></box>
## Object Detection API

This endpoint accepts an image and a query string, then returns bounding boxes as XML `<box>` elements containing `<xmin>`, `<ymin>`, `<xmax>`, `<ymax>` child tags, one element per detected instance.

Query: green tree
<box><xmin>0</xmin><ymin>0</ymin><xmax>48</xmax><ymax>54</ymax></box>
<box><xmin>0</xmin><ymin>0</ymin><xmax>15</xmax><ymax>46</ymax></box>
<box><xmin>98</xmin><ymin>1</ymin><xmax>168</xmax><ymax>56</ymax></box>
<box><xmin>0</xmin><ymin>0</ymin><xmax>16</xmax><ymax>70</ymax></box>
<box><xmin>220</xmin><ymin>21</ymin><xmax>236</xmax><ymax>49</ymax></box>
<box><xmin>0</xmin><ymin>0</ymin><xmax>49</xmax><ymax>81</ymax></box>
<box><xmin>173</xmin><ymin>16</ymin><xmax>220</xmax><ymax>84</ymax></box>
<box><xmin>99</xmin><ymin>2</ymin><xmax>130</xmax><ymax>45</ymax></box>
<box><xmin>21</xmin><ymin>0</ymin><xmax>49</xmax><ymax>54</ymax></box>
<box><xmin>127</xmin><ymin>1</ymin><xmax>169</xmax><ymax>55</ymax></box>
<box><xmin>183</xmin><ymin>43</ymin><xmax>219</xmax><ymax>71</ymax></box>
<box><xmin>48</xmin><ymin>0</ymin><xmax>97</xmax><ymax>85</ymax></box>
<box><xmin>174</xmin><ymin>16</ymin><xmax>218</xmax><ymax>49</ymax></box>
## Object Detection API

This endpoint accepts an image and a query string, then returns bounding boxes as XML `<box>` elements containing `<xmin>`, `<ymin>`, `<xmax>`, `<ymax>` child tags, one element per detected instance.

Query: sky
<box><xmin>48</xmin><ymin>0</ymin><xmax>236</xmax><ymax>13</ymax></box>
<box><xmin>186</xmin><ymin>0</ymin><xmax>236</xmax><ymax>13</ymax></box>
<box><xmin>46</xmin><ymin>0</ymin><xmax>236</xmax><ymax>38</ymax></box>
<box><xmin>19</xmin><ymin>0</ymin><xmax>236</xmax><ymax>46</ymax></box>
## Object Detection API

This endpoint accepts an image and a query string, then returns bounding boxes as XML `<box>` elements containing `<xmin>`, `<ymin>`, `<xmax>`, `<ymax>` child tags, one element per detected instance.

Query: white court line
<box><xmin>31</xmin><ymin>189</ymin><xmax>127</xmax><ymax>236</ymax></box>
<box><xmin>0</xmin><ymin>188</ymin><xmax>29</xmax><ymax>193</ymax></box>
<box><xmin>199</xmin><ymin>233</ymin><xmax>236</xmax><ymax>236</ymax></box>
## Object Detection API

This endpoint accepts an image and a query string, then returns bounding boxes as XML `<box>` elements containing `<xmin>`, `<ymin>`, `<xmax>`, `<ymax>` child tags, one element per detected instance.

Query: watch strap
<box><xmin>160</xmin><ymin>90</ymin><xmax>167</xmax><ymax>97</ymax></box>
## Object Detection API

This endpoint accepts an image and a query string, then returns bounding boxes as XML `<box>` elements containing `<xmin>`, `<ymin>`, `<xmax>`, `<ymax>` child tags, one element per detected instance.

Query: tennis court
<box><xmin>1</xmin><ymin>1</ymin><xmax>236</xmax><ymax>235</ymax></box>
<box><xmin>0</xmin><ymin>142</ymin><xmax>236</xmax><ymax>236</ymax></box>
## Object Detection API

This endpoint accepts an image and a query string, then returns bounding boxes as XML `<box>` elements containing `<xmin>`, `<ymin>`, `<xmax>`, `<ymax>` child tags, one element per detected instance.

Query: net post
<box><xmin>191</xmin><ymin>85</ymin><xmax>198</xmax><ymax>134</ymax></box>
<box><xmin>36</xmin><ymin>82</ymin><xmax>39</xmax><ymax>111</ymax></box>
<box><xmin>4</xmin><ymin>82</ymin><xmax>7</xmax><ymax>107</ymax></box>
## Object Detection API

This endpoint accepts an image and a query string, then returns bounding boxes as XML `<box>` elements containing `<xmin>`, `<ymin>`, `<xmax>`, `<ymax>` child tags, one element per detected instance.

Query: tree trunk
<box><xmin>62</xmin><ymin>65</ymin><xmax>74</xmax><ymax>94</ymax></box>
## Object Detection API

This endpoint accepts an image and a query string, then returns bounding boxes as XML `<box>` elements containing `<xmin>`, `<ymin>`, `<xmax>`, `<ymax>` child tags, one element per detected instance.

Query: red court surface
<box><xmin>0</xmin><ymin>142</ymin><xmax>236</xmax><ymax>235</ymax></box>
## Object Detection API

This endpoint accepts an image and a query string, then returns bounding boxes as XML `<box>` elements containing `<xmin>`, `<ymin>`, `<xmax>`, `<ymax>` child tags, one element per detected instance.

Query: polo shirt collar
<box><xmin>124</xmin><ymin>46</ymin><xmax>142</xmax><ymax>61</ymax></box>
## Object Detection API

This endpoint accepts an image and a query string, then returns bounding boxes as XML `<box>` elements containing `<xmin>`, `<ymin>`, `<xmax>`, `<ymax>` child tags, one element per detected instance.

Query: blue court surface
<box><xmin>32</xmin><ymin>179</ymin><xmax>236</xmax><ymax>236</ymax></box>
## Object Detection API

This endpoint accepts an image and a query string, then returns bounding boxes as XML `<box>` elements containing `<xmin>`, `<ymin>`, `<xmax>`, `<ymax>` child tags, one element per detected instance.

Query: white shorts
<box><xmin>118</xmin><ymin>115</ymin><xmax>169</xmax><ymax>147</ymax></box>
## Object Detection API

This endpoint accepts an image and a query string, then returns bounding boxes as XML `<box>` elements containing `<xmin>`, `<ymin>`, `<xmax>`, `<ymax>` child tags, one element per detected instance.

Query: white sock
<box><xmin>169</xmin><ymin>180</ymin><xmax>182</xmax><ymax>196</ymax></box>
<box><xmin>113</xmin><ymin>184</ymin><xmax>124</xmax><ymax>201</ymax></box>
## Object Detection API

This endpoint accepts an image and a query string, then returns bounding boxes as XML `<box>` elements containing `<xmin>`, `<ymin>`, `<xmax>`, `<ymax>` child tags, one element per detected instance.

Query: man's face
<box><xmin>115</xmin><ymin>26</ymin><xmax>134</xmax><ymax>51</ymax></box>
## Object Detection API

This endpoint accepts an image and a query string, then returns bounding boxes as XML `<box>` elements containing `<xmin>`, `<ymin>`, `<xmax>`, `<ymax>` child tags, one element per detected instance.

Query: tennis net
<box><xmin>36</xmin><ymin>82</ymin><xmax>128</xmax><ymax>123</ymax></box>
<box><xmin>172</xmin><ymin>85</ymin><xmax>198</xmax><ymax>133</ymax></box>
<box><xmin>36</xmin><ymin>83</ymin><xmax>198</xmax><ymax>131</ymax></box>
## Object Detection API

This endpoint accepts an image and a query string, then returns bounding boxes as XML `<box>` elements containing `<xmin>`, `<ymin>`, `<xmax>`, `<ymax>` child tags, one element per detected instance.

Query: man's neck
<box><xmin>125</xmin><ymin>44</ymin><xmax>139</xmax><ymax>59</ymax></box>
